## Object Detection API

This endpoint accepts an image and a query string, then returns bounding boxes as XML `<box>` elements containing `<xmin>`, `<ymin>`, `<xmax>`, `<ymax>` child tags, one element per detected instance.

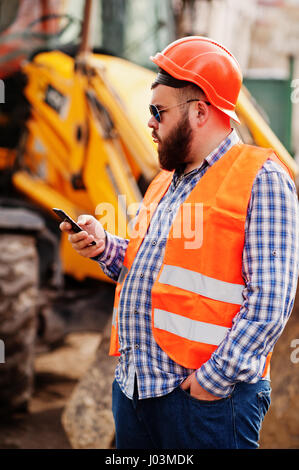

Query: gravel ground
<box><xmin>0</xmin><ymin>314</ymin><xmax>298</xmax><ymax>450</ymax></box>
<box><xmin>0</xmin><ymin>332</ymin><xmax>101</xmax><ymax>449</ymax></box>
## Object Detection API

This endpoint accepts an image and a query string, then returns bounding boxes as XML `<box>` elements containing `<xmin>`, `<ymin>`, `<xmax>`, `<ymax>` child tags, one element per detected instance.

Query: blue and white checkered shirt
<box><xmin>95</xmin><ymin>129</ymin><xmax>299</xmax><ymax>398</ymax></box>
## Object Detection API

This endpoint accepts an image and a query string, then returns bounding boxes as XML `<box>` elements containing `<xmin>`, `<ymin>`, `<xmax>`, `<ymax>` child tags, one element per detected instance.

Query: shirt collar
<box><xmin>204</xmin><ymin>128</ymin><xmax>241</xmax><ymax>168</ymax></box>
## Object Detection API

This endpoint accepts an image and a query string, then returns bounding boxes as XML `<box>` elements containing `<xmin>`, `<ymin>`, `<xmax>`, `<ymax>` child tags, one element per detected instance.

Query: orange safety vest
<box><xmin>109</xmin><ymin>143</ymin><xmax>292</xmax><ymax>378</ymax></box>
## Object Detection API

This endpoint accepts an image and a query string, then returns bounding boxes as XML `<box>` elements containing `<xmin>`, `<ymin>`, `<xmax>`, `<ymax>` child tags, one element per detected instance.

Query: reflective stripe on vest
<box><xmin>112</xmin><ymin>306</ymin><xmax>117</xmax><ymax>328</ymax></box>
<box><xmin>159</xmin><ymin>264</ymin><xmax>245</xmax><ymax>305</ymax></box>
<box><xmin>154</xmin><ymin>308</ymin><xmax>229</xmax><ymax>345</ymax></box>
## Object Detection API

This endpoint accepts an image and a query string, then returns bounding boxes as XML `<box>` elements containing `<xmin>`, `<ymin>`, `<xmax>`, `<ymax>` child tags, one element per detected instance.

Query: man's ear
<box><xmin>195</xmin><ymin>101</ymin><xmax>210</xmax><ymax>126</ymax></box>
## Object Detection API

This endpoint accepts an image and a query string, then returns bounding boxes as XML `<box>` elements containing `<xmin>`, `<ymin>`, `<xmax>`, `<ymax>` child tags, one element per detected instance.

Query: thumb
<box><xmin>77</xmin><ymin>215</ymin><xmax>93</xmax><ymax>226</ymax></box>
<box><xmin>180</xmin><ymin>374</ymin><xmax>192</xmax><ymax>390</ymax></box>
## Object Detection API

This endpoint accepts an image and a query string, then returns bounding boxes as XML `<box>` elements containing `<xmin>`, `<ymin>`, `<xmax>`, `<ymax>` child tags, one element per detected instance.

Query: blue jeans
<box><xmin>112</xmin><ymin>378</ymin><xmax>271</xmax><ymax>449</ymax></box>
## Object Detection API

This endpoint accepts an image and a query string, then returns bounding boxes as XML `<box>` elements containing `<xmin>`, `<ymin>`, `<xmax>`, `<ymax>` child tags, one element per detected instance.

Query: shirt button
<box><xmin>140</xmin><ymin>273</ymin><xmax>144</xmax><ymax>278</ymax></box>
<box><xmin>152</xmin><ymin>240</ymin><xmax>157</xmax><ymax>246</ymax></box>
<box><xmin>134</xmin><ymin>308</ymin><xmax>138</xmax><ymax>314</ymax></box>
<box><xmin>135</xmin><ymin>344</ymin><xmax>139</xmax><ymax>350</ymax></box>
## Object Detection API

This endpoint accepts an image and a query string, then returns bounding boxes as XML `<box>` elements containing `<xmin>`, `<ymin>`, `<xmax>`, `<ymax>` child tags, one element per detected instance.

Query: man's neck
<box><xmin>183</xmin><ymin>128</ymin><xmax>233</xmax><ymax>174</ymax></box>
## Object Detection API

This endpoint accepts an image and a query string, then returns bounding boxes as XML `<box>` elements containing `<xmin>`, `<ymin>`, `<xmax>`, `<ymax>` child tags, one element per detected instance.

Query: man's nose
<box><xmin>148</xmin><ymin>115</ymin><xmax>158</xmax><ymax>129</ymax></box>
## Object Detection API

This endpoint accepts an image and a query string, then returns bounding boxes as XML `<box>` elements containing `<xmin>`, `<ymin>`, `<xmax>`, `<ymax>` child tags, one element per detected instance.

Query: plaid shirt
<box><xmin>95</xmin><ymin>129</ymin><xmax>299</xmax><ymax>398</ymax></box>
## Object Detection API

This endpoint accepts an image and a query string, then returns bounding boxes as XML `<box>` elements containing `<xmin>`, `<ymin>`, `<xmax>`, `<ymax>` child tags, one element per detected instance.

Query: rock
<box><xmin>260</xmin><ymin>288</ymin><xmax>299</xmax><ymax>449</ymax></box>
<box><xmin>35</xmin><ymin>332</ymin><xmax>101</xmax><ymax>381</ymax></box>
<box><xmin>61</xmin><ymin>319</ymin><xmax>118</xmax><ymax>449</ymax></box>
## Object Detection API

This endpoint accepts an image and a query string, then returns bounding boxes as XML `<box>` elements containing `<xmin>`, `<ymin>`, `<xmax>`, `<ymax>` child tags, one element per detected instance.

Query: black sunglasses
<box><xmin>149</xmin><ymin>99</ymin><xmax>210</xmax><ymax>123</ymax></box>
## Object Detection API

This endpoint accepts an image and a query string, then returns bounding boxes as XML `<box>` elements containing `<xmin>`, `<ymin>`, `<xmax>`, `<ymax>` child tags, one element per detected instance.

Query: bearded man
<box><xmin>60</xmin><ymin>37</ymin><xmax>299</xmax><ymax>449</ymax></box>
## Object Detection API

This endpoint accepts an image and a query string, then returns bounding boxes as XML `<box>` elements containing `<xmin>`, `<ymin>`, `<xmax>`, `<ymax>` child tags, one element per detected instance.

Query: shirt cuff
<box><xmin>195</xmin><ymin>358</ymin><xmax>236</xmax><ymax>398</ymax></box>
<box><xmin>90</xmin><ymin>230</ymin><xmax>111</xmax><ymax>263</ymax></box>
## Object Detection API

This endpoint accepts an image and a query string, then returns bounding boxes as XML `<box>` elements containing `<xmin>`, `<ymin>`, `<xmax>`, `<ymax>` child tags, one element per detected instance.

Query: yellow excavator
<box><xmin>0</xmin><ymin>0</ymin><xmax>297</xmax><ymax>415</ymax></box>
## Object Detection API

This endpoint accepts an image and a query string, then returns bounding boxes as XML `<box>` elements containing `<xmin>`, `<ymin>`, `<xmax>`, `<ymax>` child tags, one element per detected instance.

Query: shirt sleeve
<box><xmin>196</xmin><ymin>161</ymin><xmax>299</xmax><ymax>397</ymax></box>
<box><xmin>91</xmin><ymin>230</ymin><xmax>129</xmax><ymax>282</ymax></box>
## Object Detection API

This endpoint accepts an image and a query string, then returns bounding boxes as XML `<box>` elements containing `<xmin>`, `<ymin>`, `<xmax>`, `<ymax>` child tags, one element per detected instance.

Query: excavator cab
<box><xmin>0</xmin><ymin>0</ymin><xmax>174</xmax><ymax>414</ymax></box>
<box><xmin>0</xmin><ymin>0</ymin><xmax>176</xmax><ymax>284</ymax></box>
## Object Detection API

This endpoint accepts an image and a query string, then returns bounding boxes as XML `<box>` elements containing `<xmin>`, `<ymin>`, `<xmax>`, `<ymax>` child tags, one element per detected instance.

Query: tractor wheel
<box><xmin>0</xmin><ymin>233</ymin><xmax>39</xmax><ymax>414</ymax></box>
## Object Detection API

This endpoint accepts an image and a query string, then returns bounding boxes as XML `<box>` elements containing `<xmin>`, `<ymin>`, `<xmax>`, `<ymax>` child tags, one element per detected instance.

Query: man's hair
<box><xmin>176</xmin><ymin>82</ymin><xmax>206</xmax><ymax>102</ymax></box>
<box><xmin>151</xmin><ymin>68</ymin><xmax>207</xmax><ymax>103</ymax></box>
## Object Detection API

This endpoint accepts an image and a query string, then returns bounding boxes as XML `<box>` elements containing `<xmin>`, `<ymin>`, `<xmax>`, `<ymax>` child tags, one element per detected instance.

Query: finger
<box><xmin>68</xmin><ymin>230</ymin><xmax>88</xmax><ymax>243</ymax></box>
<box><xmin>60</xmin><ymin>221</ymin><xmax>73</xmax><ymax>233</ymax></box>
<box><xmin>77</xmin><ymin>239</ymin><xmax>105</xmax><ymax>257</ymax></box>
<box><xmin>71</xmin><ymin>234</ymin><xmax>95</xmax><ymax>250</ymax></box>
<box><xmin>180</xmin><ymin>376</ymin><xmax>191</xmax><ymax>390</ymax></box>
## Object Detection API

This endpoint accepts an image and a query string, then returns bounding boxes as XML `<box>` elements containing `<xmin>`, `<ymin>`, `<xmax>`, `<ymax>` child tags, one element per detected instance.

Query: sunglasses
<box><xmin>149</xmin><ymin>99</ymin><xmax>210</xmax><ymax>123</ymax></box>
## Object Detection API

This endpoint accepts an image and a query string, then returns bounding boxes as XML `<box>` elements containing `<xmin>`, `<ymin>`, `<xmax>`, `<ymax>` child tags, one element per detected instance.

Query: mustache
<box><xmin>152</xmin><ymin>131</ymin><xmax>161</xmax><ymax>142</ymax></box>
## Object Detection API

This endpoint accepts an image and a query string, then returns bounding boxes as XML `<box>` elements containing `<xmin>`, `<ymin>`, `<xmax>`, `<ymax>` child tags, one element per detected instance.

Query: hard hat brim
<box><xmin>218</xmin><ymin>107</ymin><xmax>240</xmax><ymax>125</ymax></box>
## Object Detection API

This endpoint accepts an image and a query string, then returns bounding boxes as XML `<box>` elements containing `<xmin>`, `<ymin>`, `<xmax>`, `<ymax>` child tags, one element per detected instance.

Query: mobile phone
<box><xmin>52</xmin><ymin>208</ymin><xmax>96</xmax><ymax>246</ymax></box>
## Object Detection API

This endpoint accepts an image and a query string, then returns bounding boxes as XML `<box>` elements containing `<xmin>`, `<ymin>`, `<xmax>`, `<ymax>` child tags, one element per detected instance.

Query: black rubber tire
<box><xmin>0</xmin><ymin>234</ymin><xmax>39</xmax><ymax>414</ymax></box>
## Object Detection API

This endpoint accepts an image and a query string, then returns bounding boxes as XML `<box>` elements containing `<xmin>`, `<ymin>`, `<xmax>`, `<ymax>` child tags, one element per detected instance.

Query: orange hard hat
<box><xmin>150</xmin><ymin>36</ymin><xmax>242</xmax><ymax>124</ymax></box>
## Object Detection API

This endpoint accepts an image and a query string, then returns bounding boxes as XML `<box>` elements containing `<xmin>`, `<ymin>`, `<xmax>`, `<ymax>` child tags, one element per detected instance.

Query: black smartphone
<box><xmin>52</xmin><ymin>208</ymin><xmax>96</xmax><ymax>246</ymax></box>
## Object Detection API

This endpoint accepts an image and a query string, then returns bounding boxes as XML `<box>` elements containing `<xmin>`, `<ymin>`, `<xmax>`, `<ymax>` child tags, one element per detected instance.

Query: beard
<box><xmin>155</xmin><ymin>113</ymin><xmax>193</xmax><ymax>172</ymax></box>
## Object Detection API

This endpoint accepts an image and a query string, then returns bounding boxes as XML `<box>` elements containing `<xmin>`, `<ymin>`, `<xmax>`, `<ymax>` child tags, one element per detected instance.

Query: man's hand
<box><xmin>59</xmin><ymin>214</ymin><xmax>106</xmax><ymax>258</ymax></box>
<box><xmin>180</xmin><ymin>372</ymin><xmax>222</xmax><ymax>401</ymax></box>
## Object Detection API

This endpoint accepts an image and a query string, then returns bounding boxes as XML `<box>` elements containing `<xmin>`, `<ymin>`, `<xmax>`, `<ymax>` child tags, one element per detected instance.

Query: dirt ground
<box><xmin>0</xmin><ymin>332</ymin><xmax>102</xmax><ymax>449</ymax></box>
<box><xmin>0</xmin><ymin>315</ymin><xmax>298</xmax><ymax>449</ymax></box>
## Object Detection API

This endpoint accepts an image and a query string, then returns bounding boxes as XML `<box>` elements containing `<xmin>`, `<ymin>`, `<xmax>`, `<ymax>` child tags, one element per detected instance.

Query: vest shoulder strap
<box><xmin>142</xmin><ymin>170</ymin><xmax>174</xmax><ymax>207</ymax></box>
